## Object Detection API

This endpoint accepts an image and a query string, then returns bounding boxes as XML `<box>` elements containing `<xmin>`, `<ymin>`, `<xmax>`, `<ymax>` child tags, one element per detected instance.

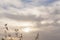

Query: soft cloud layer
<box><xmin>0</xmin><ymin>0</ymin><xmax>60</xmax><ymax>40</ymax></box>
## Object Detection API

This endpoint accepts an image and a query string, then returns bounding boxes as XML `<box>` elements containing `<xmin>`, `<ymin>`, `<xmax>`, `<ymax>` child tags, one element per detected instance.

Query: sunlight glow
<box><xmin>22</xmin><ymin>27</ymin><xmax>31</xmax><ymax>32</ymax></box>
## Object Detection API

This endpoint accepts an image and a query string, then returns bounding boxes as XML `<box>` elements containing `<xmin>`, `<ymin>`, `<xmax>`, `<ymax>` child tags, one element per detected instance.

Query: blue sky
<box><xmin>21</xmin><ymin>0</ymin><xmax>57</xmax><ymax>6</ymax></box>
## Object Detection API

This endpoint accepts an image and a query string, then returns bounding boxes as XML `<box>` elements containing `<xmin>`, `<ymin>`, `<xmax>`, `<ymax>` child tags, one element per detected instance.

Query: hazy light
<box><xmin>19</xmin><ymin>22</ymin><xmax>34</xmax><ymax>27</ymax></box>
<box><xmin>41</xmin><ymin>21</ymin><xmax>47</xmax><ymax>24</ymax></box>
<box><xmin>57</xmin><ymin>20</ymin><xmax>60</xmax><ymax>24</ymax></box>
<box><xmin>22</xmin><ymin>27</ymin><xmax>31</xmax><ymax>32</ymax></box>
<box><xmin>40</xmin><ymin>20</ymin><xmax>54</xmax><ymax>24</ymax></box>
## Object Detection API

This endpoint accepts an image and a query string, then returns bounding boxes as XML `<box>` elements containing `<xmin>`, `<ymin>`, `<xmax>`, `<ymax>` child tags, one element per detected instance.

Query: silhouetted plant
<box><xmin>1</xmin><ymin>38</ymin><xmax>5</xmax><ymax>40</ymax></box>
<box><xmin>35</xmin><ymin>33</ymin><xmax>39</xmax><ymax>40</ymax></box>
<box><xmin>15</xmin><ymin>29</ymin><xmax>19</xmax><ymax>37</ymax></box>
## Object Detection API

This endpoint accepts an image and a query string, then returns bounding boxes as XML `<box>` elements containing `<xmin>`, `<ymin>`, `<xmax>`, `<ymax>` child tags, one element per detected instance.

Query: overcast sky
<box><xmin>0</xmin><ymin>0</ymin><xmax>60</xmax><ymax>40</ymax></box>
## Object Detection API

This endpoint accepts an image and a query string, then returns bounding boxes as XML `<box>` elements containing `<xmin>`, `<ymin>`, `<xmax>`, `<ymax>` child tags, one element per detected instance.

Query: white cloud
<box><xmin>40</xmin><ymin>20</ymin><xmax>54</xmax><ymax>24</ymax></box>
<box><xmin>0</xmin><ymin>0</ymin><xmax>22</xmax><ymax>8</ymax></box>
<box><xmin>0</xmin><ymin>0</ymin><xmax>60</xmax><ymax>40</ymax></box>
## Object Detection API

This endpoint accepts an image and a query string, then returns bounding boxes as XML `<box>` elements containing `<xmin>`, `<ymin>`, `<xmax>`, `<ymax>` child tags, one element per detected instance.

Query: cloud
<box><xmin>0</xmin><ymin>0</ymin><xmax>60</xmax><ymax>26</ymax></box>
<box><xmin>4</xmin><ymin>13</ymin><xmax>38</xmax><ymax>21</ymax></box>
<box><xmin>0</xmin><ymin>0</ymin><xmax>23</xmax><ymax>8</ymax></box>
<box><xmin>0</xmin><ymin>0</ymin><xmax>60</xmax><ymax>40</ymax></box>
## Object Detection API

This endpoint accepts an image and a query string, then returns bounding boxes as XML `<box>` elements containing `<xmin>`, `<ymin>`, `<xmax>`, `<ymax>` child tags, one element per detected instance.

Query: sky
<box><xmin>0</xmin><ymin>0</ymin><xmax>60</xmax><ymax>40</ymax></box>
